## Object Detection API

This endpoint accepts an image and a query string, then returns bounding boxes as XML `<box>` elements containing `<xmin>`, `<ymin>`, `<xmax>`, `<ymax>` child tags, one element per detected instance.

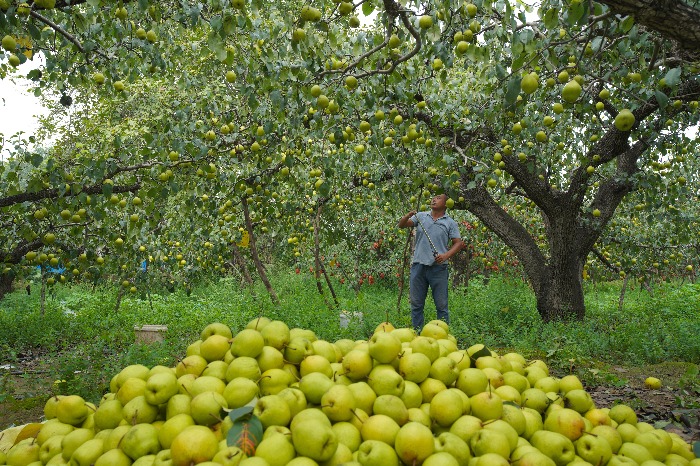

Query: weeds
<box><xmin>0</xmin><ymin>272</ymin><xmax>698</xmax><ymax>403</ymax></box>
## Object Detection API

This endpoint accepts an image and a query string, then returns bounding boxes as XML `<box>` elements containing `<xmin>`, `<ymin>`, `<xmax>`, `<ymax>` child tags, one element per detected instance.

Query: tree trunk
<box><xmin>0</xmin><ymin>274</ymin><xmax>13</xmax><ymax>301</ymax></box>
<box><xmin>231</xmin><ymin>241</ymin><xmax>255</xmax><ymax>289</ymax></box>
<box><xmin>464</xmin><ymin>185</ymin><xmax>589</xmax><ymax>322</ymax></box>
<box><xmin>534</xmin><ymin>260</ymin><xmax>586</xmax><ymax>322</ymax></box>
<box><xmin>41</xmin><ymin>269</ymin><xmax>47</xmax><ymax>316</ymax></box>
<box><xmin>241</xmin><ymin>197</ymin><xmax>279</xmax><ymax>305</ymax></box>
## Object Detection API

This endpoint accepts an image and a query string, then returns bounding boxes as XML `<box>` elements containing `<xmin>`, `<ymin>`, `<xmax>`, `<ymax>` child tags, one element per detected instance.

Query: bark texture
<box><xmin>598</xmin><ymin>0</ymin><xmax>700</xmax><ymax>51</ymax></box>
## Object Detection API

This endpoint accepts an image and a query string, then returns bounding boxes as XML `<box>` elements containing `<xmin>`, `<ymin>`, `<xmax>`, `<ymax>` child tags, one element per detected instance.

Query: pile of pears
<box><xmin>2</xmin><ymin>318</ymin><xmax>698</xmax><ymax>466</ymax></box>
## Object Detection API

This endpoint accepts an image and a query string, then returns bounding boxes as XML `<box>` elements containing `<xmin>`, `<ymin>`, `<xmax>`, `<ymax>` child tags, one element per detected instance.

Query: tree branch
<box><xmin>597</xmin><ymin>0</ymin><xmax>700</xmax><ymax>51</ymax></box>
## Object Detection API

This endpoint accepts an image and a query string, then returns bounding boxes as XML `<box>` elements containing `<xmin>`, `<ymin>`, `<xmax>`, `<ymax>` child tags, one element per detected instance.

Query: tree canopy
<box><xmin>1</xmin><ymin>0</ymin><xmax>698</xmax><ymax>319</ymax></box>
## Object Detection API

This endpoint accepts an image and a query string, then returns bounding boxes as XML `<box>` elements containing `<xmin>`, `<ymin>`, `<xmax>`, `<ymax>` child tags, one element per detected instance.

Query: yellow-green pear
<box><xmin>434</xmin><ymin>432</ymin><xmax>471</xmax><ymax>466</ymax></box>
<box><xmin>120</xmin><ymin>423</ymin><xmax>160</xmax><ymax>460</ymax></box>
<box><xmin>200</xmin><ymin>334</ymin><xmax>233</xmax><ymax>362</ymax></box>
<box><xmin>469</xmin><ymin>428</ymin><xmax>511</xmax><ymax>459</ymax></box>
<box><xmin>299</xmin><ymin>372</ymin><xmax>335</xmax><ymax>404</ymax></box>
<box><xmin>332</xmin><ymin>422</ymin><xmax>362</xmax><ymax>452</ymax></box>
<box><xmin>37</xmin><ymin>419</ymin><xmax>74</xmax><ymax>444</ymax></box>
<box><xmin>253</xmin><ymin>395</ymin><xmax>292</xmax><ymax>428</ymax></box>
<box><xmin>321</xmin><ymin>384</ymin><xmax>356</xmax><ymax>422</ymax></box>
<box><xmin>430</xmin><ymin>389</ymin><xmax>463</xmax><ymax>427</ymax></box>
<box><xmin>395</xmin><ymin>422</ymin><xmax>435</xmax><ymax>465</ymax></box>
<box><xmin>39</xmin><ymin>435</ymin><xmax>65</xmax><ymax>464</ymax></box>
<box><xmin>170</xmin><ymin>426</ymin><xmax>219</xmax><ymax>466</ymax></box>
<box><xmin>6</xmin><ymin>438</ymin><xmax>40</xmax><ymax>466</ymax></box>
<box><xmin>361</xmin><ymin>414</ymin><xmax>401</xmax><ymax>446</ymax></box>
<box><xmin>291</xmin><ymin>420</ymin><xmax>338</xmax><ymax>462</ymax></box>
<box><xmin>190</xmin><ymin>391</ymin><xmax>228</xmax><ymax>426</ymax></box>
<box><xmin>70</xmin><ymin>438</ymin><xmax>104</xmax><ymax>466</ymax></box>
<box><xmin>254</xmin><ymin>433</ymin><xmax>296</xmax><ymax>466</ymax></box>
<box><xmin>230</xmin><ymin>329</ymin><xmax>265</xmax><ymax>358</ymax></box>
<box><xmin>94</xmin><ymin>448</ymin><xmax>133</xmax><ymax>466</ymax></box>
<box><xmin>201</xmin><ymin>322</ymin><xmax>233</xmax><ymax>340</ymax></box>
<box><xmin>530</xmin><ymin>430</ymin><xmax>576</xmax><ymax>465</ymax></box>
<box><xmin>456</xmin><ymin>368</ymin><xmax>488</xmax><ymax>397</ymax></box>
<box><xmin>368</xmin><ymin>332</ymin><xmax>402</xmax><ymax>364</ymax></box>
<box><xmin>56</xmin><ymin>395</ymin><xmax>90</xmax><ymax>426</ymax></box>
<box><xmin>260</xmin><ymin>320</ymin><xmax>290</xmax><ymax>350</ymax></box>
<box><xmin>357</xmin><ymin>439</ymin><xmax>399</xmax><ymax>466</ymax></box>
<box><xmin>158</xmin><ymin>414</ymin><xmax>195</xmax><ymax>449</ymax></box>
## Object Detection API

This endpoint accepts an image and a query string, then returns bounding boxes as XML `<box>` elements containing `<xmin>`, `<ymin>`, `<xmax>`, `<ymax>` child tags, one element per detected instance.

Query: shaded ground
<box><xmin>575</xmin><ymin>362</ymin><xmax>700</xmax><ymax>443</ymax></box>
<box><xmin>2</xmin><ymin>354</ymin><xmax>699</xmax><ymax>446</ymax></box>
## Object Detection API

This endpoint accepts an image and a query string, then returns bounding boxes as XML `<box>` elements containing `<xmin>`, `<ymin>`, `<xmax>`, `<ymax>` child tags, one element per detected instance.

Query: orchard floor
<box><xmin>1</xmin><ymin>355</ymin><xmax>698</xmax><ymax>444</ymax></box>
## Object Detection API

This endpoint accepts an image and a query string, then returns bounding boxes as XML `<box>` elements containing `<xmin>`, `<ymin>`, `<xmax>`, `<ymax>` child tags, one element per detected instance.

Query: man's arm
<box><xmin>398</xmin><ymin>211</ymin><xmax>416</xmax><ymax>228</ymax></box>
<box><xmin>434</xmin><ymin>237</ymin><xmax>464</xmax><ymax>264</ymax></box>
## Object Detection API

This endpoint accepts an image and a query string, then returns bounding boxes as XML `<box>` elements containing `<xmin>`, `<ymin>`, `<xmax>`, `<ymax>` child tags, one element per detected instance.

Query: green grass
<box><xmin>1</xmin><ymin>271</ymin><xmax>698</xmax><ymax>402</ymax></box>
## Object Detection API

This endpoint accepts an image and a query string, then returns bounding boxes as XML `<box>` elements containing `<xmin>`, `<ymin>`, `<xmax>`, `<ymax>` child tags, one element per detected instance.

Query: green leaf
<box><xmin>567</xmin><ymin>1</ymin><xmax>586</xmax><ymax>25</ymax></box>
<box><xmin>655</xmin><ymin>90</ymin><xmax>668</xmax><ymax>109</ymax></box>
<box><xmin>269</xmin><ymin>90</ymin><xmax>283</xmax><ymax>111</ymax></box>
<box><xmin>207</xmin><ymin>32</ymin><xmax>228</xmax><ymax>62</ymax></box>
<box><xmin>543</xmin><ymin>8</ymin><xmax>559</xmax><ymax>29</ymax></box>
<box><xmin>692</xmin><ymin>441</ymin><xmax>700</xmax><ymax>458</ymax></box>
<box><xmin>469</xmin><ymin>345</ymin><xmax>491</xmax><ymax>364</ymax></box>
<box><xmin>620</xmin><ymin>15</ymin><xmax>635</xmax><ymax>33</ymax></box>
<box><xmin>664</xmin><ymin>68</ymin><xmax>681</xmax><ymax>87</ymax></box>
<box><xmin>505</xmin><ymin>77</ymin><xmax>521</xmax><ymax>107</ymax></box>
<box><xmin>362</xmin><ymin>1</ymin><xmax>375</xmax><ymax>17</ymax></box>
<box><xmin>226</xmin><ymin>409</ymin><xmax>263</xmax><ymax>456</ymax></box>
<box><xmin>30</xmin><ymin>154</ymin><xmax>43</xmax><ymax>167</ymax></box>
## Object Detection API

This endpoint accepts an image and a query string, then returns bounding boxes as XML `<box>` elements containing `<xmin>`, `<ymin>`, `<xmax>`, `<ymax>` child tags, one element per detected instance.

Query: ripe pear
<box><xmin>399</xmin><ymin>351</ymin><xmax>432</xmax><ymax>383</ymax></box>
<box><xmin>368</xmin><ymin>331</ymin><xmax>402</xmax><ymax>363</ymax></box>
<box><xmin>190</xmin><ymin>391</ymin><xmax>228</xmax><ymax>426</ymax></box>
<box><xmin>6</xmin><ymin>438</ymin><xmax>40</xmax><ymax>465</ymax></box>
<box><xmin>254</xmin><ymin>395</ymin><xmax>292</xmax><ymax>428</ymax></box>
<box><xmin>56</xmin><ymin>395</ymin><xmax>90</xmax><ymax>426</ymax></box>
<box><xmin>225</xmin><ymin>356</ymin><xmax>261</xmax><ymax>382</ymax></box>
<box><xmin>223</xmin><ymin>377</ymin><xmax>258</xmax><ymax>409</ymax></box>
<box><xmin>614</xmin><ymin>109</ymin><xmax>635</xmax><ymax>131</ymax></box>
<box><xmin>562</xmin><ymin>80</ymin><xmax>582</xmax><ymax>103</ymax></box>
<box><xmin>254</xmin><ymin>432</ymin><xmax>296</xmax><ymax>466</ymax></box>
<box><xmin>158</xmin><ymin>414</ymin><xmax>195</xmax><ymax>449</ymax></box>
<box><xmin>61</xmin><ymin>428</ymin><xmax>95</xmax><ymax>461</ymax></box>
<box><xmin>357</xmin><ymin>439</ymin><xmax>400</xmax><ymax>466</ymax></box>
<box><xmin>291</xmin><ymin>420</ymin><xmax>338</xmax><ymax>462</ymax></box>
<box><xmin>395</xmin><ymin>422</ymin><xmax>435</xmax><ymax>465</ymax></box>
<box><xmin>430</xmin><ymin>389</ymin><xmax>463</xmax><ymax>427</ymax></box>
<box><xmin>93</xmin><ymin>399</ymin><xmax>123</xmax><ymax>430</ymax></box>
<box><xmin>230</xmin><ymin>329</ymin><xmax>265</xmax><ymax>358</ymax></box>
<box><xmin>342</xmin><ymin>349</ymin><xmax>373</xmax><ymax>381</ymax></box>
<box><xmin>373</xmin><ymin>394</ymin><xmax>409</xmax><ymax>425</ymax></box>
<box><xmin>170</xmin><ymin>425</ymin><xmax>219</xmax><ymax>466</ymax></box>
<box><xmin>258</xmin><ymin>368</ymin><xmax>295</xmax><ymax>396</ymax></box>
<box><xmin>299</xmin><ymin>372</ymin><xmax>335</xmax><ymax>404</ymax></box>
<box><xmin>70</xmin><ymin>438</ymin><xmax>104</xmax><ymax>466</ymax></box>
<box><xmin>530</xmin><ymin>430</ymin><xmax>576</xmax><ymax>465</ymax></box>
<box><xmin>361</xmin><ymin>414</ymin><xmax>401</xmax><ymax>446</ymax></box>
<box><xmin>37</xmin><ymin>418</ymin><xmax>74</xmax><ymax>444</ymax></box>
<box><xmin>469</xmin><ymin>428</ymin><xmax>511</xmax><ymax>458</ymax></box>
<box><xmin>201</xmin><ymin>322</ymin><xmax>233</xmax><ymax>340</ymax></box>
<box><xmin>521</xmin><ymin>72</ymin><xmax>539</xmax><ymax>94</ymax></box>
<box><xmin>456</xmin><ymin>368</ymin><xmax>488</xmax><ymax>396</ymax></box>
<box><xmin>200</xmin><ymin>334</ymin><xmax>233</xmax><ymax>361</ymax></box>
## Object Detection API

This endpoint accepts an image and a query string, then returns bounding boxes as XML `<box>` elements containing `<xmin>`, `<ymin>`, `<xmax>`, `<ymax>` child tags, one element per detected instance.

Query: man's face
<box><xmin>431</xmin><ymin>194</ymin><xmax>447</xmax><ymax>209</ymax></box>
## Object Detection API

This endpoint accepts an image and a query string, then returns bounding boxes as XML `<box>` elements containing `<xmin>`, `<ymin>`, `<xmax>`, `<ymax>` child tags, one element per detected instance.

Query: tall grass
<box><xmin>1</xmin><ymin>271</ymin><xmax>698</xmax><ymax>401</ymax></box>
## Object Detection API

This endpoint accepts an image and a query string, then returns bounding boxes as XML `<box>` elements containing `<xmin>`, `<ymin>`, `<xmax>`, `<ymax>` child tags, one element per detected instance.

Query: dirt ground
<box><xmin>2</xmin><ymin>357</ymin><xmax>699</xmax><ymax>445</ymax></box>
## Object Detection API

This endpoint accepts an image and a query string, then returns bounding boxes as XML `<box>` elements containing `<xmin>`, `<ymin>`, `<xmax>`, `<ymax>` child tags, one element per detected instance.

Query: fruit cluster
<box><xmin>2</xmin><ymin>319</ymin><xmax>697</xmax><ymax>466</ymax></box>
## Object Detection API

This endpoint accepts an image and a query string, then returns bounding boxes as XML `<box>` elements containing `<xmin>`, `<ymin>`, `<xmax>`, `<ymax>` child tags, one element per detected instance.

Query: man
<box><xmin>398</xmin><ymin>194</ymin><xmax>463</xmax><ymax>332</ymax></box>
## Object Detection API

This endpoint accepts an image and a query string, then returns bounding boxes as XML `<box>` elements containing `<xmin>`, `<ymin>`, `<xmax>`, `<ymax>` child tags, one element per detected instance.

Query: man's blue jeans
<box><xmin>410</xmin><ymin>263</ymin><xmax>449</xmax><ymax>331</ymax></box>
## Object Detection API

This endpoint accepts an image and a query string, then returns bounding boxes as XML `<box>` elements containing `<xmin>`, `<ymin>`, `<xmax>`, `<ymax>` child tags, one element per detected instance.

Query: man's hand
<box><xmin>398</xmin><ymin>211</ymin><xmax>417</xmax><ymax>228</ymax></box>
<box><xmin>434</xmin><ymin>253</ymin><xmax>448</xmax><ymax>264</ymax></box>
